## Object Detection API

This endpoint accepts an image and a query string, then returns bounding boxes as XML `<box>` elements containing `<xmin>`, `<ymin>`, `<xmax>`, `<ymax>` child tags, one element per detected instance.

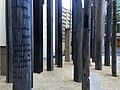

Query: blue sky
<box><xmin>62</xmin><ymin>0</ymin><xmax>84</xmax><ymax>9</ymax></box>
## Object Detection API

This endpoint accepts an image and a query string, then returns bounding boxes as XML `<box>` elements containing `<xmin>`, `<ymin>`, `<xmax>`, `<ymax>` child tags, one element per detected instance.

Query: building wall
<box><xmin>62</xmin><ymin>7</ymin><xmax>72</xmax><ymax>54</ymax></box>
<box><xmin>62</xmin><ymin>7</ymin><xmax>71</xmax><ymax>42</ymax></box>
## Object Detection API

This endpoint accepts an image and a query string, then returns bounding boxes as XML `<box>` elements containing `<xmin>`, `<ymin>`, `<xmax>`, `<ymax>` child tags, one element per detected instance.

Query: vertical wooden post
<box><xmin>31</xmin><ymin>1</ymin><xmax>34</xmax><ymax>88</ymax></box>
<box><xmin>82</xmin><ymin>0</ymin><xmax>91</xmax><ymax>89</ymax></box>
<box><xmin>65</xmin><ymin>28</ymin><xmax>71</xmax><ymax>62</ymax></box>
<box><xmin>90</xmin><ymin>2</ymin><xmax>93</xmax><ymax>58</ymax></box>
<box><xmin>90</xmin><ymin>0</ymin><xmax>92</xmax><ymax>65</ymax></box>
<box><xmin>92</xmin><ymin>0</ymin><xmax>96</xmax><ymax>62</ymax></box>
<box><xmin>89</xmin><ymin>0</ymin><xmax>92</xmax><ymax>60</ymax></box>
<box><xmin>105</xmin><ymin>0</ymin><xmax>112</xmax><ymax>66</ymax></box>
<box><xmin>57</xmin><ymin>0</ymin><xmax>62</xmax><ymax>67</ymax></box>
<box><xmin>12</xmin><ymin>0</ymin><xmax>33</xmax><ymax>89</ymax></box>
<box><xmin>47</xmin><ymin>0</ymin><xmax>54</xmax><ymax>71</ymax></box>
<box><xmin>56</xmin><ymin>0</ymin><xmax>62</xmax><ymax>67</ymax></box>
<box><xmin>111</xmin><ymin>0</ymin><xmax>117</xmax><ymax>77</ymax></box>
<box><xmin>34</xmin><ymin>0</ymin><xmax>43</xmax><ymax>73</ymax></box>
<box><xmin>73</xmin><ymin>0</ymin><xmax>83</xmax><ymax>82</ymax></box>
<box><xmin>95</xmin><ymin>0</ymin><xmax>103</xmax><ymax>70</ymax></box>
<box><xmin>6</xmin><ymin>0</ymin><xmax>13</xmax><ymax>83</ymax></box>
<box><xmin>55</xmin><ymin>0</ymin><xmax>58</xmax><ymax>65</ymax></box>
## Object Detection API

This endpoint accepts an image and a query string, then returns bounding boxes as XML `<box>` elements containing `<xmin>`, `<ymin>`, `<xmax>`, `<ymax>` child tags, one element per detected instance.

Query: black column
<box><xmin>90</xmin><ymin>1</ymin><xmax>94</xmax><ymax>59</ymax></box>
<box><xmin>6</xmin><ymin>0</ymin><xmax>13</xmax><ymax>83</ymax></box>
<box><xmin>105</xmin><ymin>0</ymin><xmax>112</xmax><ymax>66</ymax></box>
<box><xmin>55</xmin><ymin>0</ymin><xmax>58</xmax><ymax>65</ymax></box>
<box><xmin>12</xmin><ymin>0</ymin><xmax>33</xmax><ymax>90</ymax></box>
<box><xmin>31</xmin><ymin>0</ymin><xmax>34</xmax><ymax>88</ymax></box>
<box><xmin>33</xmin><ymin>0</ymin><xmax>43</xmax><ymax>73</ymax></box>
<box><xmin>55</xmin><ymin>0</ymin><xmax>62</xmax><ymax>67</ymax></box>
<box><xmin>82</xmin><ymin>0</ymin><xmax>91</xmax><ymax>89</ymax></box>
<box><xmin>111</xmin><ymin>0</ymin><xmax>117</xmax><ymax>77</ymax></box>
<box><xmin>89</xmin><ymin>0</ymin><xmax>92</xmax><ymax>65</ymax></box>
<box><xmin>95</xmin><ymin>0</ymin><xmax>103</xmax><ymax>70</ymax></box>
<box><xmin>92</xmin><ymin>0</ymin><xmax>96</xmax><ymax>62</ymax></box>
<box><xmin>47</xmin><ymin>0</ymin><xmax>54</xmax><ymax>71</ymax></box>
<box><xmin>73</xmin><ymin>0</ymin><xmax>83</xmax><ymax>82</ymax></box>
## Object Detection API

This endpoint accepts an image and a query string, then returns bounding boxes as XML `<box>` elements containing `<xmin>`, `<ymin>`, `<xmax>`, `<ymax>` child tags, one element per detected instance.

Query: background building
<box><xmin>62</xmin><ymin>7</ymin><xmax>72</xmax><ymax>54</ymax></box>
<box><xmin>62</xmin><ymin>7</ymin><xmax>71</xmax><ymax>42</ymax></box>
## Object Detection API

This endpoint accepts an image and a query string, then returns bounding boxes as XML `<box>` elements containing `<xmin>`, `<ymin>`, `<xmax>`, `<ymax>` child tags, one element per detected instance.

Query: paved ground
<box><xmin>1</xmin><ymin>57</ymin><xmax>120</xmax><ymax>90</ymax></box>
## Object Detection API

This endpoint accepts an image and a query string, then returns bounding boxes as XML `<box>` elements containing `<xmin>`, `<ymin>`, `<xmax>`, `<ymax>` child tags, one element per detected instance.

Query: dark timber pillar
<box><xmin>34</xmin><ymin>0</ymin><xmax>43</xmax><ymax>73</ymax></box>
<box><xmin>73</xmin><ymin>0</ymin><xmax>83</xmax><ymax>82</ymax></box>
<box><xmin>89</xmin><ymin>0</ymin><xmax>92</xmax><ymax>60</ymax></box>
<box><xmin>95</xmin><ymin>0</ymin><xmax>103</xmax><ymax>70</ymax></box>
<box><xmin>55</xmin><ymin>0</ymin><xmax>58</xmax><ymax>65</ymax></box>
<box><xmin>31</xmin><ymin>1</ymin><xmax>34</xmax><ymax>88</ymax></box>
<box><xmin>89</xmin><ymin>0</ymin><xmax>92</xmax><ymax>63</ymax></box>
<box><xmin>55</xmin><ymin>0</ymin><xmax>62</xmax><ymax>67</ymax></box>
<box><xmin>111</xmin><ymin>0</ymin><xmax>117</xmax><ymax>77</ymax></box>
<box><xmin>82</xmin><ymin>0</ymin><xmax>91</xmax><ymax>89</ymax></box>
<box><xmin>12</xmin><ymin>0</ymin><xmax>33</xmax><ymax>90</ymax></box>
<box><xmin>47</xmin><ymin>0</ymin><xmax>54</xmax><ymax>71</ymax></box>
<box><xmin>92</xmin><ymin>0</ymin><xmax>96</xmax><ymax>62</ymax></box>
<box><xmin>90</xmin><ymin>2</ymin><xmax>93</xmax><ymax>58</ymax></box>
<box><xmin>6</xmin><ymin>0</ymin><xmax>13</xmax><ymax>83</ymax></box>
<box><xmin>105</xmin><ymin>0</ymin><xmax>112</xmax><ymax>66</ymax></box>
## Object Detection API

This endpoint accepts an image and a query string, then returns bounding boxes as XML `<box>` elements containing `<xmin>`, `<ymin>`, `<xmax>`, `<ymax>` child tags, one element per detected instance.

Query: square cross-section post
<box><xmin>72</xmin><ymin>0</ymin><xmax>83</xmax><ymax>82</ymax></box>
<box><xmin>34</xmin><ymin>0</ymin><xmax>43</xmax><ymax>73</ymax></box>
<box><xmin>12</xmin><ymin>0</ymin><xmax>33</xmax><ymax>90</ymax></box>
<box><xmin>104</xmin><ymin>0</ymin><xmax>112</xmax><ymax>66</ymax></box>
<box><xmin>55</xmin><ymin>0</ymin><xmax>63</xmax><ymax>67</ymax></box>
<box><xmin>47</xmin><ymin>0</ymin><xmax>54</xmax><ymax>71</ymax></box>
<box><xmin>111</xmin><ymin>0</ymin><xmax>117</xmax><ymax>77</ymax></box>
<box><xmin>6</xmin><ymin>0</ymin><xmax>13</xmax><ymax>83</ymax></box>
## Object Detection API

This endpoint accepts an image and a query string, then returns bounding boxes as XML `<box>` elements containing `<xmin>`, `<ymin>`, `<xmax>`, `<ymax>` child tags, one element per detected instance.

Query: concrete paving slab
<box><xmin>90</xmin><ymin>73</ymin><xmax>102</xmax><ymax>90</ymax></box>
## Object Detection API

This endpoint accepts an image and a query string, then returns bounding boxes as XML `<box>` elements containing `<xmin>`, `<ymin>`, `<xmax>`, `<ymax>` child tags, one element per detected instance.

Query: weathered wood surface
<box><xmin>57</xmin><ymin>0</ymin><xmax>62</xmax><ymax>67</ymax></box>
<box><xmin>47</xmin><ymin>0</ymin><xmax>54</xmax><ymax>71</ymax></box>
<box><xmin>72</xmin><ymin>0</ymin><xmax>83</xmax><ymax>82</ymax></box>
<box><xmin>55</xmin><ymin>0</ymin><xmax>58</xmax><ymax>65</ymax></box>
<box><xmin>12</xmin><ymin>0</ymin><xmax>33</xmax><ymax>89</ymax></box>
<box><xmin>31</xmin><ymin>0</ymin><xmax>34</xmax><ymax>88</ymax></box>
<box><xmin>34</xmin><ymin>0</ymin><xmax>43</xmax><ymax>73</ymax></box>
<box><xmin>6</xmin><ymin>0</ymin><xmax>13</xmax><ymax>83</ymax></box>
<box><xmin>95</xmin><ymin>0</ymin><xmax>103</xmax><ymax>70</ymax></box>
<box><xmin>92</xmin><ymin>0</ymin><xmax>96</xmax><ymax>62</ymax></box>
<box><xmin>111</xmin><ymin>0</ymin><xmax>117</xmax><ymax>77</ymax></box>
<box><xmin>82</xmin><ymin>0</ymin><xmax>91</xmax><ymax>89</ymax></box>
<box><xmin>105</xmin><ymin>0</ymin><xmax>112</xmax><ymax>66</ymax></box>
<box><xmin>90</xmin><ymin>3</ymin><xmax>94</xmax><ymax>59</ymax></box>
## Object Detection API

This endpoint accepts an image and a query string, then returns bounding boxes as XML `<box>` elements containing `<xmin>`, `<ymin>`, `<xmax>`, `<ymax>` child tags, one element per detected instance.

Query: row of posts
<box><xmin>72</xmin><ymin>0</ymin><xmax>117</xmax><ymax>90</ymax></box>
<box><xmin>91</xmin><ymin>0</ymin><xmax>117</xmax><ymax>76</ymax></box>
<box><xmin>6</xmin><ymin>0</ymin><xmax>63</xmax><ymax>90</ymax></box>
<box><xmin>5</xmin><ymin>0</ymin><xmax>117</xmax><ymax>90</ymax></box>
